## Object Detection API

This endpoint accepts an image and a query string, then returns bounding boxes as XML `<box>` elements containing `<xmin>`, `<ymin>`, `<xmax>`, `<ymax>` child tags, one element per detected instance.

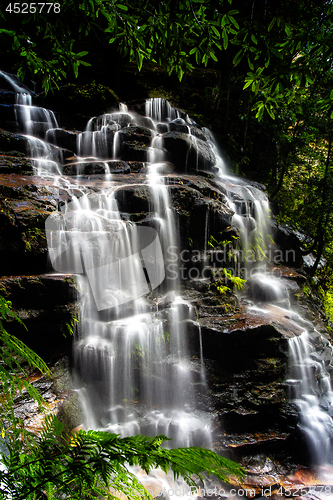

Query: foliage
<box><xmin>207</xmin><ymin>235</ymin><xmax>246</xmax><ymax>293</ymax></box>
<box><xmin>0</xmin><ymin>0</ymin><xmax>240</xmax><ymax>92</ymax></box>
<box><xmin>1</xmin><ymin>0</ymin><xmax>332</xmax><ymax>124</ymax></box>
<box><xmin>0</xmin><ymin>413</ymin><xmax>244</xmax><ymax>499</ymax></box>
<box><xmin>0</xmin><ymin>295</ymin><xmax>50</xmax><ymax>436</ymax></box>
<box><xmin>222</xmin><ymin>268</ymin><xmax>246</xmax><ymax>291</ymax></box>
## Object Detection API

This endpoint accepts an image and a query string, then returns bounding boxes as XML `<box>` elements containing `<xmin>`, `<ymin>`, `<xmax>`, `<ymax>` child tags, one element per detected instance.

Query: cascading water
<box><xmin>288</xmin><ymin>326</ymin><xmax>333</xmax><ymax>465</ymax></box>
<box><xmin>5</xmin><ymin>71</ymin><xmax>333</xmax><ymax>486</ymax></box>
<box><xmin>43</xmin><ymin>98</ymin><xmax>215</xmax><ymax>451</ymax></box>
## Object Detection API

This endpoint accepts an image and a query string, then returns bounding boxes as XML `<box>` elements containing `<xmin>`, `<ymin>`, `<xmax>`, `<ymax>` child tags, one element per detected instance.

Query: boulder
<box><xmin>114</xmin><ymin>184</ymin><xmax>153</xmax><ymax>214</ymax></box>
<box><xmin>0</xmin><ymin>174</ymin><xmax>59</xmax><ymax>274</ymax></box>
<box><xmin>162</xmin><ymin>131</ymin><xmax>216</xmax><ymax>173</ymax></box>
<box><xmin>118</xmin><ymin>125</ymin><xmax>153</xmax><ymax>146</ymax></box>
<box><xmin>0</xmin><ymin>274</ymin><xmax>78</xmax><ymax>360</ymax></box>
<box><xmin>63</xmin><ymin>160</ymin><xmax>131</xmax><ymax>176</ymax></box>
<box><xmin>46</xmin><ymin>128</ymin><xmax>80</xmax><ymax>152</ymax></box>
<box><xmin>0</xmin><ymin>156</ymin><xmax>35</xmax><ymax>175</ymax></box>
<box><xmin>119</xmin><ymin>142</ymin><xmax>151</xmax><ymax>162</ymax></box>
<box><xmin>0</xmin><ymin>103</ymin><xmax>17</xmax><ymax>131</ymax></box>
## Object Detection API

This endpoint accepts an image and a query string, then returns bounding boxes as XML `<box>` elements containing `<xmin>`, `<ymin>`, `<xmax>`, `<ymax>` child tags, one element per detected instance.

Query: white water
<box><xmin>288</xmin><ymin>329</ymin><xmax>333</xmax><ymax>464</ymax></box>
<box><xmin>5</xmin><ymin>78</ymin><xmax>333</xmax><ymax>476</ymax></box>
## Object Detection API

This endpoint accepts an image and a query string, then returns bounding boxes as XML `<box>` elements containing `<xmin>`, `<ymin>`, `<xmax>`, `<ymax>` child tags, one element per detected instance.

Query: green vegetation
<box><xmin>1</xmin><ymin>413</ymin><xmax>244</xmax><ymax>499</ymax></box>
<box><xmin>0</xmin><ymin>295</ymin><xmax>50</xmax><ymax>436</ymax></box>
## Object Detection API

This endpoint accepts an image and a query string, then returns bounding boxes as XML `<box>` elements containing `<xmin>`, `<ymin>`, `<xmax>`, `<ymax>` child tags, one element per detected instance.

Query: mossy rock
<box><xmin>57</xmin><ymin>393</ymin><xmax>84</xmax><ymax>434</ymax></box>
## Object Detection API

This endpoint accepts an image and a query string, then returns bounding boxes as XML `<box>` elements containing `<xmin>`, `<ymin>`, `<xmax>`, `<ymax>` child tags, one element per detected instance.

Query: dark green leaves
<box><xmin>0</xmin><ymin>414</ymin><xmax>244</xmax><ymax>499</ymax></box>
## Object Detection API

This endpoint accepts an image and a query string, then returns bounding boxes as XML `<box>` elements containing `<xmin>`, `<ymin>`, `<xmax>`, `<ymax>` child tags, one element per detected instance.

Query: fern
<box><xmin>0</xmin><ymin>414</ymin><xmax>244</xmax><ymax>499</ymax></box>
<box><xmin>0</xmin><ymin>295</ymin><xmax>50</xmax><ymax>436</ymax></box>
<box><xmin>222</xmin><ymin>269</ymin><xmax>246</xmax><ymax>291</ymax></box>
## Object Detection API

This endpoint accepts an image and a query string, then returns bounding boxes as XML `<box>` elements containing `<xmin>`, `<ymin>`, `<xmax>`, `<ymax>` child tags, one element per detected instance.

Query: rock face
<box><xmin>0</xmin><ymin>78</ymin><xmax>331</xmax><ymax>480</ymax></box>
<box><xmin>163</xmin><ymin>131</ymin><xmax>217</xmax><ymax>173</ymax></box>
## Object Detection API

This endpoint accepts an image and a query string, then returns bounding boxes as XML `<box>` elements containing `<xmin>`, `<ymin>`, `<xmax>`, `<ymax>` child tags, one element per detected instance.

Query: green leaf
<box><xmin>247</xmin><ymin>56</ymin><xmax>254</xmax><ymax>70</ymax></box>
<box><xmin>233</xmin><ymin>49</ymin><xmax>243</xmax><ymax>66</ymax></box>
<box><xmin>243</xmin><ymin>79</ymin><xmax>253</xmax><ymax>90</ymax></box>
<box><xmin>176</xmin><ymin>66</ymin><xmax>184</xmax><ymax>80</ymax></box>
<box><xmin>137</xmin><ymin>52</ymin><xmax>144</xmax><ymax>71</ymax></box>
<box><xmin>268</xmin><ymin>17</ymin><xmax>276</xmax><ymax>32</ymax></box>
<box><xmin>222</xmin><ymin>29</ymin><xmax>228</xmax><ymax>49</ymax></box>
<box><xmin>210</xmin><ymin>51</ymin><xmax>218</xmax><ymax>62</ymax></box>
<box><xmin>228</xmin><ymin>16</ymin><xmax>239</xmax><ymax>29</ymax></box>
<box><xmin>265</xmin><ymin>104</ymin><xmax>275</xmax><ymax>119</ymax></box>
<box><xmin>115</xmin><ymin>3</ymin><xmax>128</xmax><ymax>10</ymax></box>
<box><xmin>211</xmin><ymin>25</ymin><xmax>220</xmax><ymax>38</ymax></box>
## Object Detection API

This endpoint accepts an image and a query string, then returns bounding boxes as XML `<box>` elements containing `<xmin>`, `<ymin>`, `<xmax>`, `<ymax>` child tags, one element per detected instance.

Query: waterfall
<box><xmin>43</xmin><ymin>99</ymin><xmax>215</xmax><ymax>450</ymax></box>
<box><xmin>287</xmin><ymin>329</ymin><xmax>333</xmax><ymax>464</ymax></box>
<box><xmin>5</xmin><ymin>73</ymin><xmax>333</xmax><ymax>474</ymax></box>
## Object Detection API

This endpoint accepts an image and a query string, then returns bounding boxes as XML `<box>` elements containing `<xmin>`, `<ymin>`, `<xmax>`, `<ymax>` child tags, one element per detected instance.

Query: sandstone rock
<box><xmin>0</xmin><ymin>155</ymin><xmax>35</xmax><ymax>174</ymax></box>
<box><xmin>63</xmin><ymin>160</ymin><xmax>131</xmax><ymax>176</ymax></box>
<box><xmin>46</xmin><ymin>128</ymin><xmax>79</xmax><ymax>152</ymax></box>
<box><xmin>163</xmin><ymin>131</ymin><xmax>216</xmax><ymax>173</ymax></box>
<box><xmin>118</xmin><ymin>125</ymin><xmax>154</xmax><ymax>145</ymax></box>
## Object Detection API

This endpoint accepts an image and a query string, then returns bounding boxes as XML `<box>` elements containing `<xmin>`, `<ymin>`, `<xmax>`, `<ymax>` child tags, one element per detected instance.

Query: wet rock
<box><xmin>127</xmin><ymin>161</ymin><xmax>149</xmax><ymax>173</ymax></box>
<box><xmin>0</xmin><ymin>274</ymin><xmax>79</xmax><ymax>361</ymax></box>
<box><xmin>0</xmin><ymin>70</ymin><xmax>33</xmax><ymax>94</ymax></box>
<box><xmin>0</xmin><ymin>155</ymin><xmax>35</xmax><ymax>174</ymax></box>
<box><xmin>46</xmin><ymin>128</ymin><xmax>79</xmax><ymax>152</ymax></box>
<box><xmin>119</xmin><ymin>142</ymin><xmax>151</xmax><ymax>162</ymax></box>
<box><xmin>63</xmin><ymin>160</ymin><xmax>131</xmax><ymax>176</ymax></box>
<box><xmin>0</xmin><ymin>104</ymin><xmax>17</xmax><ymax>131</ymax></box>
<box><xmin>156</xmin><ymin>123</ymin><xmax>168</xmax><ymax>133</ymax></box>
<box><xmin>221</xmin><ymin>430</ymin><xmax>291</xmax><ymax>457</ymax></box>
<box><xmin>189</xmin><ymin>126</ymin><xmax>208</xmax><ymax>141</ymax></box>
<box><xmin>76</xmin><ymin>129</ymin><xmax>114</xmax><ymax>158</ymax></box>
<box><xmin>0</xmin><ymin>174</ymin><xmax>60</xmax><ymax>274</ymax></box>
<box><xmin>57</xmin><ymin>392</ymin><xmax>84</xmax><ymax>434</ymax></box>
<box><xmin>0</xmin><ymin>130</ymin><xmax>67</xmax><ymax>163</ymax></box>
<box><xmin>0</xmin><ymin>90</ymin><xmax>17</xmax><ymax>105</ymax></box>
<box><xmin>199</xmin><ymin>304</ymin><xmax>302</xmax><ymax>367</ymax></box>
<box><xmin>242</xmin><ymin>454</ymin><xmax>274</xmax><ymax>474</ymax></box>
<box><xmin>133</xmin><ymin>115</ymin><xmax>156</xmax><ymax>131</ymax></box>
<box><xmin>0</xmin><ymin>130</ymin><xmax>31</xmax><ymax>154</ymax></box>
<box><xmin>162</xmin><ymin>131</ymin><xmax>216</xmax><ymax>173</ymax></box>
<box><xmin>275</xmin><ymin>225</ymin><xmax>305</xmax><ymax>267</ymax></box>
<box><xmin>118</xmin><ymin>125</ymin><xmax>154</xmax><ymax>145</ymax></box>
<box><xmin>114</xmin><ymin>184</ymin><xmax>153</xmax><ymax>214</ymax></box>
<box><xmin>0</xmin><ymin>275</ymin><xmax>77</xmax><ymax>308</ymax></box>
<box><xmin>169</xmin><ymin>120</ymin><xmax>189</xmax><ymax>133</ymax></box>
<box><xmin>246</xmin><ymin>275</ymin><xmax>289</xmax><ymax>303</ymax></box>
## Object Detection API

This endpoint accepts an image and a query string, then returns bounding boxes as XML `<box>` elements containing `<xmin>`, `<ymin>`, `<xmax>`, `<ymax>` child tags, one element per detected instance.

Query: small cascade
<box><xmin>222</xmin><ymin>179</ymin><xmax>272</xmax><ymax>275</ymax></box>
<box><xmin>145</xmin><ymin>98</ymin><xmax>182</xmax><ymax>122</ymax></box>
<box><xmin>287</xmin><ymin>329</ymin><xmax>333</xmax><ymax>465</ymax></box>
<box><xmin>77</xmin><ymin>111</ymin><xmax>134</xmax><ymax>159</ymax></box>
<box><xmin>16</xmin><ymin>104</ymin><xmax>58</xmax><ymax>137</ymax></box>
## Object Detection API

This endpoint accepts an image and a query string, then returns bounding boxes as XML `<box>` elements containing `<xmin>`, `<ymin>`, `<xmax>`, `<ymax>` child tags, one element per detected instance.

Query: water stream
<box><xmin>3</xmin><ymin>69</ymin><xmax>333</xmax><ymax>486</ymax></box>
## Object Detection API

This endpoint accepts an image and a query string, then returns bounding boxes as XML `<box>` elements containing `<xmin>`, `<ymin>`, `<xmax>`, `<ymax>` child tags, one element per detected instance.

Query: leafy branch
<box><xmin>1</xmin><ymin>414</ymin><xmax>244</xmax><ymax>500</ymax></box>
